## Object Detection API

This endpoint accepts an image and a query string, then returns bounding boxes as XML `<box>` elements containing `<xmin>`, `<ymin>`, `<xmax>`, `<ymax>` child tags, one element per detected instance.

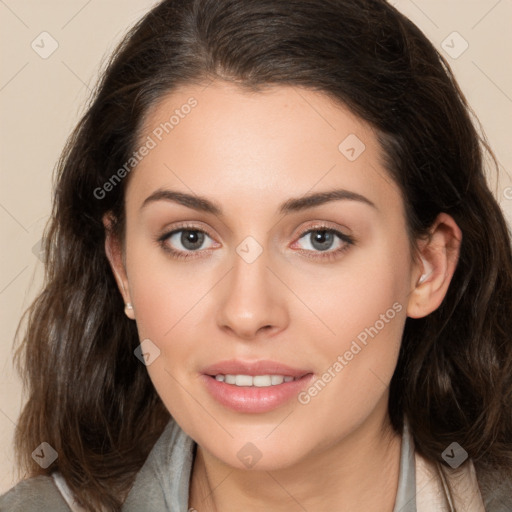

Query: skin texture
<box><xmin>104</xmin><ymin>80</ymin><xmax>462</xmax><ymax>511</ymax></box>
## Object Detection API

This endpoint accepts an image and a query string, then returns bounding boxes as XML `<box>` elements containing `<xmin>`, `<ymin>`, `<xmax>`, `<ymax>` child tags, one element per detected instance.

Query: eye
<box><xmin>157</xmin><ymin>225</ymin><xmax>218</xmax><ymax>260</ymax></box>
<box><xmin>292</xmin><ymin>226</ymin><xmax>355</xmax><ymax>261</ymax></box>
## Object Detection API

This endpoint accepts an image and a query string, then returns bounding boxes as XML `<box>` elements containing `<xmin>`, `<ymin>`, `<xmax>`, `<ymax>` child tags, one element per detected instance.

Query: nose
<box><xmin>215</xmin><ymin>247</ymin><xmax>289</xmax><ymax>341</ymax></box>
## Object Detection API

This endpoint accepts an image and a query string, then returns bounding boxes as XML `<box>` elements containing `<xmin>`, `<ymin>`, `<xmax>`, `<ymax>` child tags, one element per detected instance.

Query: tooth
<box><xmin>253</xmin><ymin>375</ymin><xmax>272</xmax><ymax>387</ymax></box>
<box><xmin>216</xmin><ymin>374</ymin><xmax>297</xmax><ymax>386</ymax></box>
<box><xmin>235</xmin><ymin>375</ymin><xmax>253</xmax><ymax>386</ymax></box>
<box><xmin>271</xmin><ymin>375</ymin><xmax>284</xmax><ymax>385</ymax></box>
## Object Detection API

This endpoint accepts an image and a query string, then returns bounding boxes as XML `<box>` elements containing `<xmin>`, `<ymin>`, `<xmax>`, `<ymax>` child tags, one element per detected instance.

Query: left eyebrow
<box><xmin>139</xmin><ymin>188</ymin><xmax>377</xmax><ymax>216</ymax></box>
<box><xmin>278</xmin><ymin>189</ymin><xmax>377</xmax><ymax>214</ymax></box>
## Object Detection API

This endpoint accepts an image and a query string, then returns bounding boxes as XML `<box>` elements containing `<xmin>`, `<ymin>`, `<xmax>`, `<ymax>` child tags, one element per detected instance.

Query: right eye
<box><xmin>157</xmin><ymin>225</ymin><xmax>219</xmax><ymax>260</ymax></box>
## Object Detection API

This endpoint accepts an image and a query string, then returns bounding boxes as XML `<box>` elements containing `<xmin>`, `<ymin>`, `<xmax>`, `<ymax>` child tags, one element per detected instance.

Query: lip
<box><xmin>201</xmin><ymin>359</ymin><xmax>314</xmax><ymax>413</ymax></box>
<box><xmin>202</xmin><ymin>359</ymin><xmax>311</xmax><ymax>378</ymax></box>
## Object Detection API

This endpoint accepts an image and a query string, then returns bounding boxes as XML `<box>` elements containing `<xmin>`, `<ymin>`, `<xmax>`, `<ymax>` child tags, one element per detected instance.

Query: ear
<box><xmin>103</xmin><ymin>212</ymin><xmax>135</xmax><ymax>320</ymax></box>
<box><xmin>407</xmin><ymin>212</ymin><xmax>462</xmax><ymax>319</ymax></box>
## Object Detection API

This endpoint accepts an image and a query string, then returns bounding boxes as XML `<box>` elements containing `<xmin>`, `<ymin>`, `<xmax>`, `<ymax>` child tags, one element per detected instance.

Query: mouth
<box><xmin>200</xmin><ymin>360</ymin><xmax>314</xmax><ymax>413</ymax></box>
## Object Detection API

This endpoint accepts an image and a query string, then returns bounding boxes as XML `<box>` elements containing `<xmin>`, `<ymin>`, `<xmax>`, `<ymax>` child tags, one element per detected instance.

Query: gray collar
<box><xmin>122</xmin><ymin>418</ymin><xmax>416</xmax><ymax>511</ymax></box>
<box><xmin>393</xmin><ymin>418</ymin><xmax>416</xmax><ymax>512</ymax></box>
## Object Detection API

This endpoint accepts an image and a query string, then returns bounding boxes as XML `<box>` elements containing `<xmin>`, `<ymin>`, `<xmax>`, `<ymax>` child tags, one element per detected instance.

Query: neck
<box><xmin>189</xmin><ymin>401</ymin><xmax>402</xmax><ymax>512</ymax></box>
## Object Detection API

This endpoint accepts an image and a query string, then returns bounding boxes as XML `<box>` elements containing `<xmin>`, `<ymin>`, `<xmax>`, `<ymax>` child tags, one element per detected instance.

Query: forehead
<box><xmin>126</xmin><ymin>80</ymin><xmax>402</xmax><ymax>221</ymax></box>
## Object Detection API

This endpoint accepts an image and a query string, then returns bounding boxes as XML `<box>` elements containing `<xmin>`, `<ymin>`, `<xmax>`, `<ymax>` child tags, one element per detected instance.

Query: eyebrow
<box><xmin>140</xmin><ymin>188</ymin><xmax>377</xmax><ymax>216</ymax></box>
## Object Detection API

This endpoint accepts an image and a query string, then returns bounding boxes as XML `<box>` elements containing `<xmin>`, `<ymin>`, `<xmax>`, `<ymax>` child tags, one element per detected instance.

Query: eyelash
<box><xmin>156</xmin><ymin>223</ymin><xmax>355</xmax><ymax>262</ymax></box>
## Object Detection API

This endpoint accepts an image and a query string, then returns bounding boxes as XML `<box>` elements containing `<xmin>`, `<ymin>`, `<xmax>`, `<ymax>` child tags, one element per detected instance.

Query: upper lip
<box><xmin>202</xmin><ymin>359</ymin><xmax>311</xmax><ymax>378</ymax></box>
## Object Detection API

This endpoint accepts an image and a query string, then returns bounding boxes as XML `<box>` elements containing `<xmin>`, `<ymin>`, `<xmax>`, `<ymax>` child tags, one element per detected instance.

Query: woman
<box><xmin>1</xmin><ymin>0</ymin><xmax>511</xmax><ymax>510</ymax></box>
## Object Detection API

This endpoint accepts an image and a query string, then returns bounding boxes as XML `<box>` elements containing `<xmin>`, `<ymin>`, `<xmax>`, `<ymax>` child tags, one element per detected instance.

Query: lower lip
<box><xmin>201</xmin><ymin>374</ymin><xmax>314</xmax><ymax>413</ymax></box>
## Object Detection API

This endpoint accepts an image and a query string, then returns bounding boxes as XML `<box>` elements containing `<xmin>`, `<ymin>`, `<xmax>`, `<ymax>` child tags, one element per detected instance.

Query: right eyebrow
<box><xmin>140</xmin><ymin>189</ymin><xmax>222</xmax><ymax>215</ymax></box>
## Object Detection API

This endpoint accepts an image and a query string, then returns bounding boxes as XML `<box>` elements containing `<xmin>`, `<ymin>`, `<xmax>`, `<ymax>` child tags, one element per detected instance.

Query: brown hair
<box><xmin>13</xmin><ymin>0</ymin><xmax>512</xmax><ymax>510</ymax></box>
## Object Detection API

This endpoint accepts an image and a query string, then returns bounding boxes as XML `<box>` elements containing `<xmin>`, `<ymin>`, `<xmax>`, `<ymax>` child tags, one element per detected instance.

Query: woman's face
<box><xmin>113</xmin><ymin>80</ymin><xmax>420</xmax><ymax>470</ymax></box>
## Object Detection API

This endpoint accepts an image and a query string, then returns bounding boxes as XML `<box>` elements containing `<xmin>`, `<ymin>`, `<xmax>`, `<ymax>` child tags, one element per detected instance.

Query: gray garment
<box><xmin>0</xmin><ymin>418</ymin><xmax>509</xmax><ymax>512</ymax></box>
<box><xmin>394</xmin><ymin>419</ymin><xmax>416</xmax><ymax>512</ymax></box>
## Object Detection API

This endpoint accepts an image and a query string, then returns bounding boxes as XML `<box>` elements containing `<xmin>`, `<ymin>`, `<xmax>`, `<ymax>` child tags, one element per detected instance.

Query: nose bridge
<box><xmin>215</xmin><ymin>237</ymin><xmax>288</xmax><ymax>338</ymax></box>
<box><xmin>232</xmin><ymin>239</ymin><xmax>269</xmax><ymax>294</ymax></box>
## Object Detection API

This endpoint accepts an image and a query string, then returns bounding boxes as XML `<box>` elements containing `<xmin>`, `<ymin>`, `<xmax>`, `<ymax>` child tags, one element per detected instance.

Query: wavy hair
<box><xmin>13</xmin><ymin>0</ymin><xmax>512</xmax><ymax>510</ymax></box>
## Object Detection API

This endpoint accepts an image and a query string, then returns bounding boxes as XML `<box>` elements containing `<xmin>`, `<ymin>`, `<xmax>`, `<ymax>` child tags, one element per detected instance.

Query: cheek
<box><xmin>124</xmin><ymin>246</ymin><xmax>206</xmax><ymax>420</ymax></box>
<box><xmin>298</xmin><ymin>275</ymin><xmax>405</xmax><ymax>410</ymax></box>
<box><xmin>124</xmin><ymin>231</ymin><xmax>206</xmax><ymax>338</ymax></box>
<box><xmin>294</xmin><ymin>234</ymin><xmax>409</xmax><ymax>357</ymax></box>
<box><xmin>124</xmin><ymin>238</ymin><xmax>218</xmax><ymax>393</ymax></box>
<box><xmin>290</xmin><ymin>234</ymin><xmax>410</xmax><ymax>416</ymax></box>
<box><xmin>288</xmin><ymin>269</ymin><xmax>407</xmax><ymax>446</ymax></box>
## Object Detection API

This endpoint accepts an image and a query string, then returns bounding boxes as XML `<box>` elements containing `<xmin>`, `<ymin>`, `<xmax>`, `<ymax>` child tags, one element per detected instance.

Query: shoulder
<box><xmin>0</xmin><ymin>474</ymin><xmax>71</xmax><ymax>511</ymax></box>
<box><xmin>474</xmin><ymin>465</ymin><xmax>512</xmax><ymax>512</ymax></box>
<box><xmin>0</xmin><ymin>421</ymin><xmax>193</xmax><ymax>512</ymax></box>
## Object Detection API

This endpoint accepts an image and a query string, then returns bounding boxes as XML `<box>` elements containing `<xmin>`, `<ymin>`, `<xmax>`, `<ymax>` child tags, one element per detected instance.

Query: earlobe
<box><xmin>103</xmin><ymin>213</ymin><xmax>135</xmax><ymax>320</ymax></box>
<box><xmin>407</xmin><ymin>213</ymin><xmax>462</xmax><ymax>319</ymax></box>
<box><xmin>124</xmin><ymin>302</ymin><xmax>135</xmax><ymax>320</ymax></box>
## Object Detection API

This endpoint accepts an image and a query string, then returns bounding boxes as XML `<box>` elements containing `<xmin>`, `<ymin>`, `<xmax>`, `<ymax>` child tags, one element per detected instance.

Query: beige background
<box><xmin>1</xmin><ymin>0</ymin><xmax>511</xmax><ymax>494</ymax></box>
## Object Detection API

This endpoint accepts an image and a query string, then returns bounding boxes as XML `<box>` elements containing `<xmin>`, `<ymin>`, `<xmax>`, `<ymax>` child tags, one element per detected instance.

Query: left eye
<box><xmin>295</xmin><ymin>228</ymin><xmax>350</xmax><ymax>253</ymax></box>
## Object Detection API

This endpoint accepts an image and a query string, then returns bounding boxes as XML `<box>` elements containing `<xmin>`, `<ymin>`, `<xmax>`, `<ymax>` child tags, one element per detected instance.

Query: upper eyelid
<box><xmin>162</xmin><ymin>220</ymin><xmax>349</xmax><ymax>236</ymax></box>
